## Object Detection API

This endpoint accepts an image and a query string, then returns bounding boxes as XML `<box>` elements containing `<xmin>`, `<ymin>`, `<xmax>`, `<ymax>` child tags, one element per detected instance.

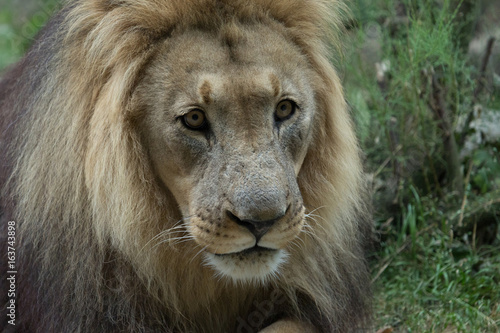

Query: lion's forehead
<box><xmin>163</xmin><ymin>23</ymin><xmax>311</xmax><ymax>92</ymax></box>
<box><xmin>195</xmin><ymin>70</ymin><xmax>284</xmax><ymax>105</ymax></box>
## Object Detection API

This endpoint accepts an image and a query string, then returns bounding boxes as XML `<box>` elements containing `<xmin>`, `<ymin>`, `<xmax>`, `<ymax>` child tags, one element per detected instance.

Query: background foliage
<box><xmin>346</xmin><ymin>0</ymin><xmax>500</xmax><ymax>331</ymax></box>
<box><xmin>1</xmin><ymin>0</ymin><xmax>499</xmax><ymax>331</ymax></box>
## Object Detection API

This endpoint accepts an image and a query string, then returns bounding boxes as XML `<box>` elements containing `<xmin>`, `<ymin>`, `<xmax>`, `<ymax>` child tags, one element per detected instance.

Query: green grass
<box><xmin>347</xmin><ymin>0</ymin><xmax>500</xmax><ymax>331</ymax></box>
<box><xmin>373</xmin><ymin>200</ymin><xmax>500</xmax><ymax>331</ymax></box>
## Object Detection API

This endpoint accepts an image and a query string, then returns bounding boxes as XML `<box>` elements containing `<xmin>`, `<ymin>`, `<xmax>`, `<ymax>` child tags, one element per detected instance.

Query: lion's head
<box><xmin>1</xmin><ymin>0</ymin><xmax>371</xmax><ymax>332</ymax></box>
<box><xmin>134</xmin><ymin>22</ymin><xmax>319</xmax><ymax>282</ymax></box>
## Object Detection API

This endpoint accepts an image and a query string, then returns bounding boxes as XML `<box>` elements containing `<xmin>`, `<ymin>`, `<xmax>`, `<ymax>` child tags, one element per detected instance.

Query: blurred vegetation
<box><xmin>1</xmin><ymin>0</ymin><xmax>499</xmax><ymax>332</ymax></box>
<box><xmin>346</xmin><ymin>0</ymin><xmax>500</xmax><ymax>331</ymax></box>
<box><xmin>0</xmin><ymin>0</ymin><xmax>59</xmax><ymax>69</ymax></box>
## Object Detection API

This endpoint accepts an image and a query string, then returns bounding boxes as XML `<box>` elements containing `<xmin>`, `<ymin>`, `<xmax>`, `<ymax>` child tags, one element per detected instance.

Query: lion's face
<box><xmin>136</xmin><ymin>23</ymin><xmax>318</xmax><ymax>282</ymax></box>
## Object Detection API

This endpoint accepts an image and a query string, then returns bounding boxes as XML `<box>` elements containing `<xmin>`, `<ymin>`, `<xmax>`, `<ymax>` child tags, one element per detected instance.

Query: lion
<box><xmin>0</xmin><ymin>0</ymin><xmax>372</xmax><ymax>332</ymax></box>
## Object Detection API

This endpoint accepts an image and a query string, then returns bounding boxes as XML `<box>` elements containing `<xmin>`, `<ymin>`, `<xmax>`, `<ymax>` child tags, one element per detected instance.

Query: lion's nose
<box><xmin>226</xmin><ymin>210</ymin><xmax>285</xmax><ymax>241</ymax></box>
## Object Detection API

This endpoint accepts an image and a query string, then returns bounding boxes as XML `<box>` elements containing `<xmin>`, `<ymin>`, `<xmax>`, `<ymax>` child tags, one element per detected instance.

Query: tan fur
<box><xmin>0</xmin><ymin>1</ymin><xmax>371</xmax><ymax>332</ymax></box>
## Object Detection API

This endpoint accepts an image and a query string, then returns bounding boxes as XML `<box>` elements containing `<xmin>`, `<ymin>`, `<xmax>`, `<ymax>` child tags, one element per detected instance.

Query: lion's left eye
<box><xmin>183</xmin><ymin>109</ymin><xmax>207</xmax><ymax>130</ymax></box>
<box><xmin>275</xmin><ymin>100</ymin><xmax>296</xmax><ymax>122</ymax></box>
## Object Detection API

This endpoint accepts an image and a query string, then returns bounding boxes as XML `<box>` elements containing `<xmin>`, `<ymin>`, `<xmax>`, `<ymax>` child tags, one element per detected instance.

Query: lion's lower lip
<box><xmin>214</xmin><ymin>246</ymin><xmax>277</xmax><ymax>257</ymax></box>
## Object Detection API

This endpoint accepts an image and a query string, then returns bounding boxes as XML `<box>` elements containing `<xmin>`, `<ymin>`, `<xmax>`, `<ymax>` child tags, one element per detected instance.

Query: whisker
<box><xmin>305</xmin><ymin>205</ymin><xmax>326</xmax><ymax>216</ymax></box>
<box><xmin>300</xmin><ymin>227</ymin><xmax>316</xmax><ymax>238</ymax></box>
<box><xmin>190</xmin><ymin>245</ymin><xmax>208</xmax><ymax>264</ymax></box>
<box><xmin>289</xmin><ymin>239</ymin><xmax>304</xmax><ymax>253</ymax></box>
<box><xmin>304</xmin><ymin>214</ymin><xmax>329</xmax><ymax>235</ymax></box>
<box><xmin>305</xmin><ymin>213</ymin><xmax>326</xmax><ymax>223</ymax></box>
<box><xmin>141</xmin><ymin>215</ymin><xmax>194</xmax><ymax>252</ymax></box>
<box><xmin>152</xmin><ymin>235</ymin><xmax>194</xmax><ymax>249</ymax></box>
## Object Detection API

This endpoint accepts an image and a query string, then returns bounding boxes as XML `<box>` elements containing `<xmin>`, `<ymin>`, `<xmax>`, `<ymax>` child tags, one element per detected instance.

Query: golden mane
<box><xmin>0</xmin><ymin>0</ymin><xmax>371</xmax><ymax>332</ymax></box>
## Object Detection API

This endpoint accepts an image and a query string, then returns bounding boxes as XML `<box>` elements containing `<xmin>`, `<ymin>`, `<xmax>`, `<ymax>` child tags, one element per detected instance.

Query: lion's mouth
<box><xmin>214</xmin><ymin>245</ymin><xmax>277</xmax><ymax>257</ymax></box>
<box><xmin>203</xmin><ymin>246</ymin><xmax>288</xmax><ymax>283</ymax></box>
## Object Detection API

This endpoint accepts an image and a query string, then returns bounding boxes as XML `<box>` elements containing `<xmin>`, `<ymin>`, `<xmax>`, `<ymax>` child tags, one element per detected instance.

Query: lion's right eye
<box><xmin>275</xmin><ymin>100</ymin><xmax>297</xmax><ymax>123</ymax></box>
<box><xmin>182</xmin><ymin>109</ymin><xmax>207</xmax><ymax>130</ymax></box>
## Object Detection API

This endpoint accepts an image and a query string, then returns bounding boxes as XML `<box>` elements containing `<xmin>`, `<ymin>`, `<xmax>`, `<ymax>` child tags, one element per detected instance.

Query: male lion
<box><xmin>0</xmin><ymin>0</ymin><xmax>372</xmax><ymax>332</ymax></box>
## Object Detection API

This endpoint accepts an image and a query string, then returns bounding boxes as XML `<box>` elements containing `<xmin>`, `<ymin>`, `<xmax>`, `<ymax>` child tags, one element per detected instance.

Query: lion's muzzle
<box><xmin>189</xmin><ymin>149</ymin><xmax>305</xmax><ymax>282</ymax></box>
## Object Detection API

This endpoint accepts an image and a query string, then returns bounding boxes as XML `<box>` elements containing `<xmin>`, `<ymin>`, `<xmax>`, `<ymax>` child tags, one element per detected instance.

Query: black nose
<box><xmin>227</xmin><ymin>211</ymin><xmax>283</xmax><ymax>242</ymax></box>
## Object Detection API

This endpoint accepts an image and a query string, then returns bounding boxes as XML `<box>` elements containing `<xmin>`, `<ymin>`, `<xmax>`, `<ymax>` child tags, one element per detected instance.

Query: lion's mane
<box><xmin>0</xmin><ymin>0</ymin><xmax>372</xmax><ymax>332</ymax></box>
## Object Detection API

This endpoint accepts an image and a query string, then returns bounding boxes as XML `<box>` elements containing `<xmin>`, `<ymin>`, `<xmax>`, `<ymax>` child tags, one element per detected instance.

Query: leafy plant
<box><xmin>346</xmin><ymin>0</ymin><xmax>500</xmax><ymax>331</ymax></box>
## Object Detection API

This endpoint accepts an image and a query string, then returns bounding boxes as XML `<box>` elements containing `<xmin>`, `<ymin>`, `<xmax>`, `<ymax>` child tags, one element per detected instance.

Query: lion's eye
<box><xmin>183</xmin><ymin>109</ymin><xmax>207</xmax><ymax>130</ymax></box>
<box><xmin>275</xmin><ymin>100</ymin><xmax>296</xmax><ymax>122</ymax></box>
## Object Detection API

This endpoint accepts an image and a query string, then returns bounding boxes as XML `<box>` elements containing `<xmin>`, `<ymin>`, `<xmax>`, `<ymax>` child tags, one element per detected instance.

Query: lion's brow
<box><xmin>199</xmin><ymin>80</ymin><xmax>212</xmax><ymax>104</ymax></box>
<box><xmin>269</xmin><ymin>73</ymin><xmax>281</xmax><ymax>98</ymax></box>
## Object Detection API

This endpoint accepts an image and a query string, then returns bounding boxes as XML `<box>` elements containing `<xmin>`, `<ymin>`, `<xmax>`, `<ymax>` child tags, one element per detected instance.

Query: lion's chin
<box><xmin>203</xmin><ymin>247</ymin><xmax>289</xmax><ymax>284</ymax></box>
